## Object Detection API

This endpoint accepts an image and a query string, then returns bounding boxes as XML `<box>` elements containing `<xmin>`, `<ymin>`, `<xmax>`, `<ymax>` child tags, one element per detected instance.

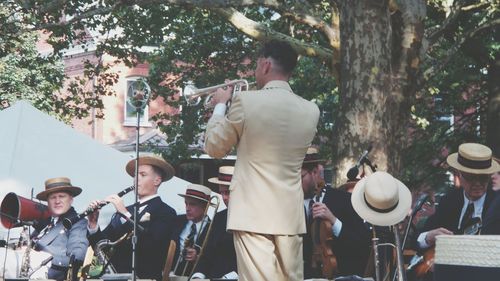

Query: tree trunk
<box><xmin>334</xmin><ymin>0</ymin><xmax>393</xmax><ymax>186</ymax></box>
<box><xmin>486</xmin><ymin>56</ymin><xmax>500</xmax><ymax>158</ymax></box>
<box><xmin>333</xmin><ymin>0</ymin><xmax>425</xmax><ymax>186</ymax></box>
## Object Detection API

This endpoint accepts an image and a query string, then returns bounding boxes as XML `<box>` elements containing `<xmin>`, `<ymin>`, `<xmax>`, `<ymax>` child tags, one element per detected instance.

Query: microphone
<box><xmin>347</xmin><ymin>145</ymin><xmax>373</xmax><ymax>180</ymax></box>
<box><xmin>410</xmin><ymin>193</ymin><xmax>429</xmax><ymax>217</ymax></box>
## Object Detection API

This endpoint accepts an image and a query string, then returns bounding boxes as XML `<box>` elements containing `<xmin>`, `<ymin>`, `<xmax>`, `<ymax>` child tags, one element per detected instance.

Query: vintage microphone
<box><xmin>347</xmin><ymin>145</ymin><xmax>373</xmax><ymax>180</ymax></box>
<box><xmin>128</xmin><ymin>79</ymin><xmax>151</xmax><ymax>281</ymax></box>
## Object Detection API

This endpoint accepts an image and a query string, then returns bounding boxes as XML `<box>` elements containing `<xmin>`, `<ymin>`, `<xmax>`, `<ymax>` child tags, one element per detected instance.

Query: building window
<box><xmin>124</xmin><ymin>77</ymin><xmax>152</xmax><ymax>127</ymax></box>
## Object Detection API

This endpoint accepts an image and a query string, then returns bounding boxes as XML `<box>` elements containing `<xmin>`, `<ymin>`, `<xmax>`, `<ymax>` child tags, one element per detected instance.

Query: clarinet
<box><xmin>63</xmin><ymin>186</ymin><xmax>134</xmax><ymax>229</ymax></box>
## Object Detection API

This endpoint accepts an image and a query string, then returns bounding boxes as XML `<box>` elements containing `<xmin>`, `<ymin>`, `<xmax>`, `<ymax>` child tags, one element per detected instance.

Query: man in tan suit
<box><xmin>204</xmin><ymin>40</ymin><xmax>320</xmax><ymax>281</ymax></box>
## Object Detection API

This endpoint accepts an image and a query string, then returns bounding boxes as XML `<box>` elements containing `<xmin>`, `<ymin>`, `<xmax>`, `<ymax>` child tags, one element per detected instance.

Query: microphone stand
<box><xmin>130</xmin><ymin>80</ymin><xmax>151</xmax><ymax>281</ymax></box>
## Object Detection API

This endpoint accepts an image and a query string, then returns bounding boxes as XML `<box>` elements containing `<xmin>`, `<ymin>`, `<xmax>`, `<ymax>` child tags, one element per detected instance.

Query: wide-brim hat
<box><xmin>446</xmin><ymin>143</ymin><xmax>500</xmax><ymax>175</ymax></box>
<box><xmin>36</xmin><ymin>177</ymin><xmax>82</xmax><ymax>201</ymax></box>
<box><xmin>351</xmin><ymin>171</ymin><xmax>411</xmax><ymax>226</ymax></box>
<box><xmin>208</xmin><ymin>166</ymin><xmax>234</xmax><ymax>186</ymax></box>
<box><xmin>126</xmin><ymin>154</ymin><xmax>175</xmax><ymax>182</ymax></box>
<box><xmin>178</xmin><ymin>184</ymin><xmax>212</xmax><ymax>203</ymax></box>
<box><xmin>303</xmin><ymin>147</ymin><xmax>325</xmax><ymax>164</ymax></box>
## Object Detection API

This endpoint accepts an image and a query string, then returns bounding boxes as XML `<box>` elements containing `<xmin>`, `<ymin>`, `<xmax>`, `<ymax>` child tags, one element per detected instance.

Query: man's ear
<box><xmin>154</xmin><ymin>175</ymin><xmax>162</xmax><ymax>186</ymax></box>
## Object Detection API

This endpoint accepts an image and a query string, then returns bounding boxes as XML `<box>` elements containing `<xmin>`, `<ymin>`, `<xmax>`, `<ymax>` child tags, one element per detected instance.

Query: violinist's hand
<box><xmin>312</xmin><ymin>202</ymin><xmax>337</xmax><ymax>225</ymax></box>
<box><xmin>210</xmin><ymin>84</ymin><xmax>233</xmax><ymax>107</ymax></box>
<box><xmin>87</xmin><ymin>200</ymin><xmax>104</xmax><ymax>229</ymax></box>
<box><xmin>105</xmin><ymin>194</ymin><xmax>128</xmax><ymax>215</ymax></box>
<box><xmin>425</xmin><ymin>227</ymin><xmax>453</xmax><ymax>246</ymax></box>
<box><xmin>183</xmin><ymin>247</ymin><xmax>198</xmax><ymax>262</ymax></box>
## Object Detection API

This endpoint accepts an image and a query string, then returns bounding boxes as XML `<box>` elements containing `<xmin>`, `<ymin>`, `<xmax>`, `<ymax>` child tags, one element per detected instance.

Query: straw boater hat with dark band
<box><xmin>178</xmin><ymin>184</ymin><xmax>212</xmax><ymax>203</ymax></box>
<box><xmin>351</xmin><ymin>171</ymin><xmax>411</xmax><ymax>226</ymax></box>
<box><xmin>126</xmin><ymin>154</ymin><xmax>175</xmax><ymax>182</ymax></box>
<box><xmin>303</xmin><ymin>147</ymin><xmax>325</xmax><ymax>164</ymax></box>
<box><xmin>208</xmin><ymin>166</ymin><xmax>234</xmax><ymax>186</ymax></box>
<box><xmin>36</xmin><ymin>177</ymin><xmax>82</xmax><ymax>201</ymax></box>
<box><xmin>446</xmin><ymin>143</ymin><xmax>500</xmax><ymax>174</ymax></box>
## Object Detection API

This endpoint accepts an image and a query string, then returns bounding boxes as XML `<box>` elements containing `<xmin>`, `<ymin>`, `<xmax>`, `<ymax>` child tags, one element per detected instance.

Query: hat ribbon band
<box><xmin>218</xmin><ymin>173</ymin><xmax>232</xmax><ymax>182</ymax></box>
<box><xmin>46</xmin><ymin>182</ymin><xmax>72</xmax><ymax>189</ymax></box>
<box><xmin>186</xmin><ymin>189</ymin><xmax>210</xmax><ymax>200</ymax></box>
<box><xmin>458</xmin><ymin>154</ymin><xmax>492</xmax><ymax>170</ymax></box>
<box><xmin>304</xmin><ymin>154</ymin><xmax>321</xmax><ymax>162</ymax></box>
<box><xmin>364</xmin><ymin>194</ymin><xmax>399</xmax><ymax>214</ymax></box>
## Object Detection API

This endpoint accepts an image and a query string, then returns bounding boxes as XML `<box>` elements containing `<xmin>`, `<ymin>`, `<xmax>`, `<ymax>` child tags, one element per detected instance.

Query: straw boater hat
<box><xmin>36</xmin><ymin>177</ymin><xmax>82</xmax><ymax>201</ymax></box>
<box><xmin>178</xmin><ymin>184</ymin><xmax>212</xmax><ymax>203</ymax></box>
<box><xmin>351</xmin><ymin>171</ymin><xmax>411</xmax><ymax>226</ymax></box>
<box><xmin>208</xmin><ymin>166</ymin><xmax>234</xmax><ymax>186</ymax></box>
<box><xmin>446</xmin><ymin>143</ymin><xmax>500</xmax><ymax>174</ymax></box>
<box><xmin>303</xmin><ymin>147</ymin><xmax>325</xmax><ymax>165</ymax></box>
<box><xmin>126</xmin><ymin>154</ymin><xmax>175</xmax><ymax>182</ymax></box>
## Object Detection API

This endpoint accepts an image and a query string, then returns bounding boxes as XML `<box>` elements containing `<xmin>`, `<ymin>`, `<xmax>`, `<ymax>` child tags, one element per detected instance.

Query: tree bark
<box><xmin>334</xmin><ymin>0</ymin><xmax>393</xmax><ymax>185</ymax></box>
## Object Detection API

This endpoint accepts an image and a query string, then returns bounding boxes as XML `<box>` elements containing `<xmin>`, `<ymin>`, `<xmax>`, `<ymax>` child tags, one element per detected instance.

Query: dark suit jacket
<box><xmin>420</xmin><ymin>187</ymin><xmax>495</xmax><ymax>236</ymax></box>
<box><xmin>33</xmin><ymin>207</ymin><xmax>89</xmax><ymax>281</ymax></box>
<box><xmin>303</xmin><ymin>188</ymin><xmax>371</xmax><ymax>278</ymax></box>
<box><xmin>193</xmin><ymin>209</ymin><xmax>237</xmax><ymax>278</ymax></box>
<box><xmin>88</xmin><ymin>196</ymin><xmax>176</xmax><ymax>281</ymax></box>
<box><xmin>481</xmin><ymin>190</ymin><xmax>500</xmax><ymax>234</ymax></box>
<box><xmin>171</xmin><ymin>214</ymin><xmax>211</xmax><ymax>276</ymax></box>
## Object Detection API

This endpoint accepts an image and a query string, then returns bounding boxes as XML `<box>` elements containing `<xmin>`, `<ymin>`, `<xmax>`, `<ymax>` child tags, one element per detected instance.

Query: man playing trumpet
<box><xmin>87</xmin><ymin>154</ymin><xmax>177</xmax><ymax>281</ymax></box>
<box><xmin>204</xmin><ymin>40</ymin><xmax>320</xmax><ymax>281</ymax></box>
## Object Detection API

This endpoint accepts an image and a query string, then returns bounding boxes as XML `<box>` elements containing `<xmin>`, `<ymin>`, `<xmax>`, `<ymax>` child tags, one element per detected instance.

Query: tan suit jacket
<box><xmin>205</xmin><ymin>80</ymin><xmax>320</xmax><ymax>235</ymax></box>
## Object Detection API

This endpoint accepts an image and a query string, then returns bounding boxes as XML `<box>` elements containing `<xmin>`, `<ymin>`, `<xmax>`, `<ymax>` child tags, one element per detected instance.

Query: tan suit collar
<box><xmin>262</xmin><ymin>80</ymin><xmax>292</xmax><ymax>93</ymax></box>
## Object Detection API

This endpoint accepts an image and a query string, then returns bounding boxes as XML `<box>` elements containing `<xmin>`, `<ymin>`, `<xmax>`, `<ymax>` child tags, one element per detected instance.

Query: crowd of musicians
<box><xmin>2</xmin><ymin>40</ymin><xmax>500</xmax><ymax>281</ymax></box>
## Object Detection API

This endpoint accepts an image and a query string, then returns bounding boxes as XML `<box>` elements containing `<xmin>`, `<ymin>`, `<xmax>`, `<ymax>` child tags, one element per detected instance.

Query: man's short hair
<box><xmin>151</xmin><ymin>165</ymin><xmax>166</xmax><ymax>182</ymax></box>
<box><xmin>257</xmin><ymin>40</ymin><xmax>298</xmax><ymax>74</ymax></box>
<box><xmin>302</xmin><ymin>162</ymin><xmax>319</xmax><ymax>173</ymax></box>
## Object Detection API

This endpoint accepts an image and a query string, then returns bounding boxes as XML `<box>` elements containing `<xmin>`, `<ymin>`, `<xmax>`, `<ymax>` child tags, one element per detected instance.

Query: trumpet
<box><xmin>63</xmin><ymin>186</ymin><xmax>134</xmax><ymax>229</ymax></box>
<box><xmin>182</xmin><ymin>79</ymin><xmax>254</xmax><ymax>108</ymax></box>
<box><xmin>171</xmin><ymin>195</ymin><xmax>220</xmax><ymax>277</ymax></box>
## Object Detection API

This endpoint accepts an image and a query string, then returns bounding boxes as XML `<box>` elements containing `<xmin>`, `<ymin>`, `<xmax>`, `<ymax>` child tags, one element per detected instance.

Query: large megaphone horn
<box><xmin>0</xmin><ymin>192</ymin><xmax>51</xmax><ymax>229</ymax></box>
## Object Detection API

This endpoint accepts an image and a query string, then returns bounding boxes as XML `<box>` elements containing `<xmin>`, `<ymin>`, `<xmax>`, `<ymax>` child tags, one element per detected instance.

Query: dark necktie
<box><xmin>187</xmin><ymin>223</ymin><xmax>197</xmax><ymax>242</ymax></box>
<box><xmin>461</xmin><ymin>203</ymin><xmax>474</xmax><ymax>231</ymax></box>
<box><xmin>308</xmin><ymin>200</ymin><xmax>314</xmax><ymax>225</ymax></box>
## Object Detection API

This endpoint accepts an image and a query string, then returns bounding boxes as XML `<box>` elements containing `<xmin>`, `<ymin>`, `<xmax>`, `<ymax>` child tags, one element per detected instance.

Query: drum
<box><xmin>0</xmin><ymin>246</ymin><xmax>51</xmax><ymax>279</ymax></box>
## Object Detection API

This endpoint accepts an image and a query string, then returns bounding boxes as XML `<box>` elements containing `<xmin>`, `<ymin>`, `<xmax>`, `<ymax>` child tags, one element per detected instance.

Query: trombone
<box><xmin>171</xmin><ymin>195</ymin><xmax>220</xmax><ymax>277</ymax></box>
<box><xmin>182</xmin><ymin>79</ymin><xmax>254</xmax><ymax>108</ymax></box>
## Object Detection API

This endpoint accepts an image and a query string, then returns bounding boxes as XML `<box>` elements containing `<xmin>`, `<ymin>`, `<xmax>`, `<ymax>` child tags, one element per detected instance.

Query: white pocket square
<box><xmin>140</xmin><ymin>212</ymin><xmax>151</xmax><ymax>222</ymax></box>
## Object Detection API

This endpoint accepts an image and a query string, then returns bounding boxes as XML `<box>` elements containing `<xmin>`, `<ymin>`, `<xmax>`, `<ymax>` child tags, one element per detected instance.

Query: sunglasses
<box><xmin>460</xmin><ymin>173</ymin><xmax>490</xmax><ymax>184</ymax></box>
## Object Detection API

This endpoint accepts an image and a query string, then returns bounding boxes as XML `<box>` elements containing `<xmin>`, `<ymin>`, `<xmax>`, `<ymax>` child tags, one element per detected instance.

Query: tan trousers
<box><xmin>233</xmin><ymin>231</ymin><xmax>303</xmax><ymax>281</ymax></box>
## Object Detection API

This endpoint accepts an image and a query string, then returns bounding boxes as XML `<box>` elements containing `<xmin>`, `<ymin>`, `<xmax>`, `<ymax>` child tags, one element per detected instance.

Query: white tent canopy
<box><xmin>0</xmin><ymin>101</ymin><xmax>215</xmax><ymax>238</ymax></box>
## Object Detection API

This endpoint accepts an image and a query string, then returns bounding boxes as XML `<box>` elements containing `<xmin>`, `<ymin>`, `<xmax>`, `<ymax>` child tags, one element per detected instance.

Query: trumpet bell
<box><xmin>182</xmin><ymin>83</ymin><xmax>202</xmax><ymax>106</ymax></box>
<box><xmin>0</xmin><ymin>192</ymin><xmax>51</xmax><ymax>228</ymax></box>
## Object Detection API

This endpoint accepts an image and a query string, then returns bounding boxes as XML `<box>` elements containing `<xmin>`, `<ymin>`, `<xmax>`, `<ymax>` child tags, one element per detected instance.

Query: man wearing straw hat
<box><xmin>87</xmin><ymin>154</ymin><xmax>177</xmax><ymax>281</ymax></box>
<box><xmin>171</xmin><ymin>184</ymin><xmax>213</xmax><ymax>277</ymax></box>
<box><xmin>33</xmin><ymin>177</ymin><xmax>89</xmax><ymax>281</ymax></box>
<box><xmin>301</xmin><ymin>148</ymin><xmax>370</xmax><ymax>278</ymax></box>
<box><xmin>204</xmin><ymin>40</ymin><xmax>319</xmax><ymax>281</ymax></box>
<box><xmin>415</xmin><ymin>143</ymin><xmax>500</xmax><ymax>277</ymax></box>
<box><xmin>191</xmin><ymin>166</ymin><xmax>238</xmax><ymax>280</ymax></box>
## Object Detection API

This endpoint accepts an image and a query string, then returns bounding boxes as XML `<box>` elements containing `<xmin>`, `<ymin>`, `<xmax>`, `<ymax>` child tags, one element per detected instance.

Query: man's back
<box><xmin>206</xmin><ymin>80</ymin><xmax>319</xmax><ymax>235</ymax></box>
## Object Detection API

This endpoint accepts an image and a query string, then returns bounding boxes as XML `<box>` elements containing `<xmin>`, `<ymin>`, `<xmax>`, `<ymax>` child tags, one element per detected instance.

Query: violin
<box><xmin>310</xmin><ymin>187</ymin><xmax>339</xmax><ymax>279</ymax></box>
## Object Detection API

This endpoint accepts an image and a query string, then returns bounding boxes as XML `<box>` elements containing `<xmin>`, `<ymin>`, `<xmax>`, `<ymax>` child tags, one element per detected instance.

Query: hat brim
<box><xmin>447</xmin><ymin>153</ymin><xmax>500</xmax><ymax>174</ymax></box>
<box><xmin>36</xmin><ymin>186</ymin><xmax>82</xmax><ymax>201</ymax></box>
<box><xmin>178</xmin><ymin>194</ymin><xmax>209</xmax><ymax>203</ymax></box>
<box><xmin>126</xmin><ymin>156</ymin><xmax>175</xmax><ymax>182</ymax></box>
<box><xmin>351</xmin><ymin>177</ymin><xmax>411</xmax><ymax>226</ymax></box>
<box><xmin>208</xmin><ymin>177</ymin><xmax>231</xmax><ymax>185</ymax></box>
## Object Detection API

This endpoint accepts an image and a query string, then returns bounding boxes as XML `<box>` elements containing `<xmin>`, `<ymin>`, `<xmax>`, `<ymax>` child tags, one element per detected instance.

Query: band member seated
<box><xmin>32</xmin><ymin>177</ymin><xmax>89</xmax><ymax>281</ymax></box>
<box><xmin>171</xmin><ymin>184</ymin><xmax>212</xmax><ymax>277</ymax></box>
<box><xmin>301</xmin><ymin>148</ymin><xmax>370</xmax><ymax>278</ymax></box>
<box><xmin>87</xmin><ymin>154</ymin><xmax>177</xmax><ymax>281</ymax></box>
<box><xmin>416</xmin><ymin>143</ymin><xmax>499</xmax><ymax>279</ymax></box>
<box><xmin>191</xmin><ymin>166</ymin><xmax>238</xmax><ymax>280</ymax></box>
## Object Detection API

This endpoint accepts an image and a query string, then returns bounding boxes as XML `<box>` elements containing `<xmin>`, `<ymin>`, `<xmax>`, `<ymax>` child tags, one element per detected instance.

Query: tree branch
<box><xmin>418</xmin><ymin>17</ymin><xmax>500</xmax><ymax>89</ymax></box>
<box><xmin>211</xmin><ymin>7</ymin><xmax>338</xmax><ymax>67</ymax></box>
